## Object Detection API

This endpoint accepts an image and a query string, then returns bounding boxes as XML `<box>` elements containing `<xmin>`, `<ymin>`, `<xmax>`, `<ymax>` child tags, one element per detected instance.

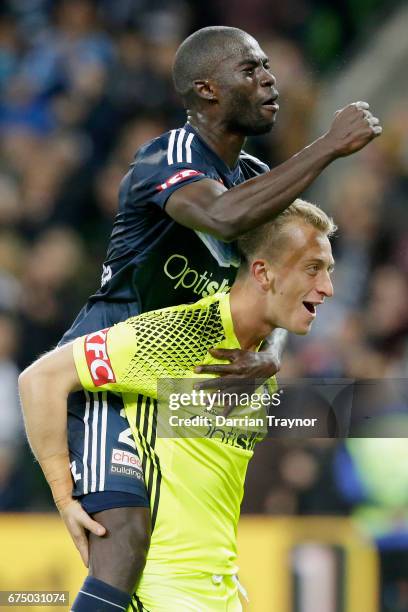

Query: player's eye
<box><xmin>306</xmin><ymin>265</ymin><xmax>319</xmax><ymax>275</ymax></box>
<box><xmin>244</xmin><ymin>67</ymin><xmax>255</xmax><ymax>75</ymax></box>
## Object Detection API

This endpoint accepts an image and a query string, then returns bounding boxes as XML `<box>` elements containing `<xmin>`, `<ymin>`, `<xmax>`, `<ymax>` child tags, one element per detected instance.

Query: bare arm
<box><xmin>19</xmin><ymin>345</ymin><xmax>105</xmax><ymax>565</ymax></box>
<box><xmin>166</xmin><ymin>102</ymin><xmax>382</xmax><ymax>241</ymax></box>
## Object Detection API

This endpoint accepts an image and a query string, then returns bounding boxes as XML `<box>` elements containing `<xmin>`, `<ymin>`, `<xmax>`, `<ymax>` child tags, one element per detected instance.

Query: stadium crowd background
<box><xmin>0</xmin><ymin>0</ymin><xmax>407</xmax><ymax>608</ymax></box>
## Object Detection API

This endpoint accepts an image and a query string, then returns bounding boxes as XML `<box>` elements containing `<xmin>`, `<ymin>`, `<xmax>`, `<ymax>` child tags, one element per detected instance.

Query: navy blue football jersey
<box><xmin>61</xmin><ymin>123</ymin><xmax>269</xmax><ymax>344</ymax></box>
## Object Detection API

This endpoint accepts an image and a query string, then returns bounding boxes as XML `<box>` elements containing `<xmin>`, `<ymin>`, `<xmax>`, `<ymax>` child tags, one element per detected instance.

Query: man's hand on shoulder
<box><xmin>323</xmin><ymin>101</ymin><xmax>382</xmax><ymax>158</ymax></box>
<box><xmin>195</xmin><ymin>348</ymin><xmax>280</xmax><ymax>416</ymax></box>
<box><xmin>59</xmin><ymin>499</ymin><xmax>106</xmax><ymax>567</ymax></box>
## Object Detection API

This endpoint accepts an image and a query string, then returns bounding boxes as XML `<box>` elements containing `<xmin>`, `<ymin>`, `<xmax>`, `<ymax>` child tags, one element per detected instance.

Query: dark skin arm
<box><xmin>166</xmin><ymin>102</ymin><xmax>382</xmax><ymax>391</ymax></box>
<box><xmin>166</xmin><ymin>102</ymin><xmax>381</xmax><ymax>398</ymax></box>
<box><xmin>166</xmin><ymin>102</ymin><xmax>381</xmax><ymax>241</ymax></box>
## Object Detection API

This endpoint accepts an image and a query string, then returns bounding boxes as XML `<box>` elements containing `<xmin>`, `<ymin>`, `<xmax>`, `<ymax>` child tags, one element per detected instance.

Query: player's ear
<box><xmin>252</xmin><ymin>259</ymin><xmax>273</xmax><ymax>292</ymax></box>
<box><xmin>193</xmin><ymin>80</ymin><xmax>218</xmax><ymax>103</ymax></box>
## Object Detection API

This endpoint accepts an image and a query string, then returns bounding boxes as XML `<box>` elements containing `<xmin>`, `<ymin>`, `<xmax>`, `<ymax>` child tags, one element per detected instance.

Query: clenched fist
<box><xmin>324</xmin><ymin>101</ymin><xmax>382</xmax><ymax>157</ymax></box>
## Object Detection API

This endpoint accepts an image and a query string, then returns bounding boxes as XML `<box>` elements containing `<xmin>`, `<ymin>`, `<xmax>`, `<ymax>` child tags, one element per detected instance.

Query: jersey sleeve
<box><xmin>131</xmin><ymin>128</ymin><xmax>220</xmax><ymax>210</ymax></box>
<box><xmin>72</xmin><ymin>299</ymin><xmax>227</xmax><ymax>398</ymax></box>
<box><xmin>73</xmin><ymin>323</ymin><xmax>140</xmax><ymax>395</ymax></box>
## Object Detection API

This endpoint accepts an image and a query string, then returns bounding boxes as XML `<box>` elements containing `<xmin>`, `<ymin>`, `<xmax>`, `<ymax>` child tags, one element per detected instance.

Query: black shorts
<box><xmin>68</xmin><ymin>390</ymin><xmax>150</xmax><ymax>512</ymax></box>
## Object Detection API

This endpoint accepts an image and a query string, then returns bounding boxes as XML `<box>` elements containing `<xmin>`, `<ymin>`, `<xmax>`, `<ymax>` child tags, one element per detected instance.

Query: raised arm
<box><xmin>166</xmin><ymin>102</ymin><xmax>381</xmax><ymax>241</ymax></box>
<box><xmin>18</xmin><ymin>344</ymin><xmax>106</xmax><ymax>566</ymax></box>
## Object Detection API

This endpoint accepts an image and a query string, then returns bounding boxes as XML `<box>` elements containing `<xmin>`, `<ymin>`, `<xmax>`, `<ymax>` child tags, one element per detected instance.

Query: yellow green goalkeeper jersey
<box><xmin>73</xmin><ymin>292</ymin><xmax>276</xmax><ymax>575</ymax></box>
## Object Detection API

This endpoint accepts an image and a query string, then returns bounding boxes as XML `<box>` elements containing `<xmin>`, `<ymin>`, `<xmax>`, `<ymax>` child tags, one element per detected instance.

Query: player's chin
<box><xmin>247</xmin><ymin>117</ymin><xmax>276</xmax><ymax>135</ymax></box>
<box><xmin>250</xmin><ymin>117</ymin><xmax>275</xmax><ymax>136</ymax></box>
<box><xmin>292</xmin><ymin>319</ymin><xmax>314</xmax><ymax>336</ymax></box>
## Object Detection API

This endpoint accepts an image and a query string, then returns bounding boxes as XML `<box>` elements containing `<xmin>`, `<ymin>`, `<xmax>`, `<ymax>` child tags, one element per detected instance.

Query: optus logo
<box><xmin>163</xmin><ymin>254</ymin><xmax>231</xmax><ymax>297</ymax></box>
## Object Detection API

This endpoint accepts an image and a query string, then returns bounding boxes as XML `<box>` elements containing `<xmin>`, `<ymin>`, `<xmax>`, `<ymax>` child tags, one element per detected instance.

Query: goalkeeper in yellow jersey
<box><xmin>19</xmin><ymin>199</ymin><xmax>335</xmax><ymax>612</ymax></box>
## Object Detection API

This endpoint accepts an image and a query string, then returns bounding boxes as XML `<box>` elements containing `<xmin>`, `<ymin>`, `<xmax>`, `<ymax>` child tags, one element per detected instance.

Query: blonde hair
<box><xmin>237</xmin><ymin>198</ymin><xmax>337</xmax><ymax>268</ymax></box>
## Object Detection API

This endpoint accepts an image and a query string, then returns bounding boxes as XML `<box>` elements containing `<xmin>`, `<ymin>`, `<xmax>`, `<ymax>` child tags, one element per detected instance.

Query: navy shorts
<box><xmin>68</xmin><ymin>390</ymin><xmax>149</xmax><ymax>511</ymax></box>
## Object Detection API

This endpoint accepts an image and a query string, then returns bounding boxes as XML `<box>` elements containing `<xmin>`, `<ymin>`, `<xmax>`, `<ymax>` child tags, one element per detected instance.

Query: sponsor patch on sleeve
<box><xmin>156</xmin><ymin>169</ymin><xmax>204</xmax><ymax>191</ymax></box>
<box><xmin>84</xmin><ymin>328</ymin><xmax>116</xmax><ymax>387</ymax></box>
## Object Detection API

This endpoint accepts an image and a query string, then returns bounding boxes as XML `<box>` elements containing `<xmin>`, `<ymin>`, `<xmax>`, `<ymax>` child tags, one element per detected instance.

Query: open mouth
<box><xmin>303</xmin><ymin>301</ymin><xmax>316</xmax><ymax>315</ymax></box>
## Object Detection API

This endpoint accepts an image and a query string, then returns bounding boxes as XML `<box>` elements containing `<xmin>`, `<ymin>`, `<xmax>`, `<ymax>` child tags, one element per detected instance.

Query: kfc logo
<box><xmin>157</xmin><ymin>169</ymin><xmax>203</xmax><ymax>191</ymax></box>
<box><xmin>85</xmin><ymin>329</ymin><xmax>116</xmax><ymax>386</ymax></box>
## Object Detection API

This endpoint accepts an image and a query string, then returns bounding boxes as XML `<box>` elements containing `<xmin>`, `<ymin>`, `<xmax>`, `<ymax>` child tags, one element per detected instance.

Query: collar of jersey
<box><xmin>184</xmin><ymin>122</ymin><xmax>241</xmax><ymax>177</ymax></box>
<box><xmin>218</xmin><ymin>292</ymin><xmax>264</xmax><ymax>353</ymax></box>
<box><xmin>218</xmin><ymin>292</ymin><xmax>241</xmax><ymax>349</ymax></box>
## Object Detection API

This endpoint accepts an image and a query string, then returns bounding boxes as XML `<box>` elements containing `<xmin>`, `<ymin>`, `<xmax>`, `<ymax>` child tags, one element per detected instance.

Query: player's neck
<box><xmin>187</xmin><ymin>112</ymin><xmax>245</xmax><ymax>169</ymax></box>
<box><xmin>229</xmin><ymin>283</ymin><xmax>275</xmax><ymax>351</ymax></box>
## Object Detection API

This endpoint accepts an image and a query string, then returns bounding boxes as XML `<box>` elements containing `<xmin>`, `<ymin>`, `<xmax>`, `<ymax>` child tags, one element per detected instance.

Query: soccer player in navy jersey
<box><xmin>48</xmin><ymin>26</ymin><xmax>380</xmax><ymax>612</ymax></box>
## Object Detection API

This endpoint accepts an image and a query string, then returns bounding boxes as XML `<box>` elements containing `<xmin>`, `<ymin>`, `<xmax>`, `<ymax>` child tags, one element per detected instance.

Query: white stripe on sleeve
<box><xmin>78</xmin><ymin>591</ymin><xmax>127</xmax><ymax>610</ymax></box>
<box><xmin>176</xmin><ymin>128</ymin><xmax>186</xmax><ymax>163</ymax></box>
<box><xmin>185</xmin><ymin>132</ymin><xmax>194</xmax><ymax>163</ymax></box>
<box><xmin>99</xmin><ymin>392</ymin><xmax>108</xmax><ymax>491</ymax></box>
<box><xmin>167</xmin><ymin>129</ymin><xmax>176</xmax><ymax>165</ymax></box>
<box><xmin>82</xmin><ymin>391</ymin><xmax>91</xmax><ymax>495</ymax></box>
<box><xmin>90</xmin><ymin>393</ymin><xmax>99</xmax><ymax>493</ymax></box>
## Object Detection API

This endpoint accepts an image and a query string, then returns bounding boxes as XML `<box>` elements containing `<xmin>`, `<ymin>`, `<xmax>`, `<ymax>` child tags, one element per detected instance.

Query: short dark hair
<box><xmin>172</xmin><ymin>26</ymin><xmax>249</xmax><ymax>108</ymax></box>
<box><xmin>237</xmin><ymin>199</ymin><xmax>337</xmax><ymax>272</ymax></box>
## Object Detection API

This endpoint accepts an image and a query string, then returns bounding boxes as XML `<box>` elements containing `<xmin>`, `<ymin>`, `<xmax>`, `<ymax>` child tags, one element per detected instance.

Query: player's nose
<box><xmin>319</xmin><ymin>273</ymin><xmax>334</xmax><ymax>298</ymax></box>
<box><xmin>260</xmin><ymin>69</ymin><xmax>276</xmax><ymax>89</ymax></box>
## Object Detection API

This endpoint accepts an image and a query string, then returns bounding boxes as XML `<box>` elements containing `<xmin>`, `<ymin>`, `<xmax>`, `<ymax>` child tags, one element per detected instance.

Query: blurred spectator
<box><xmin>0</xmin><ymin>14</ymin><xmax>20</xmax><ymax>92</ymax></box>
<box><xmin>16</xmin><ymin>0</ymin><xmax>114</xmax><ymax>100</ymax></box>
<box><xmin>0</xmin><ymin>311</ymin><xmax>24</xmax><ymax>509</ymax></box>
<box><xmin>365</xmin><ymin>266</ymin><xmax>408</xmax><ymax>358</ymax></box>
<box><xmin>17</xmin><ymin>226</ymin><xmax>87</xmax><ymax>369</ymax></box>
<box><xmin>0</xmin><ymin>174</ymin><xmax>20</xmax><ymax>226</ymax></box>
<box><xmin>0</xmin><ymin>312</ymin><xmax>20</xmax><ymax>446</ymax></box>
<box><xmin>0</xmin><ymin>231</ymin><xmax>24</xmax><ymax>311</ymax></box>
